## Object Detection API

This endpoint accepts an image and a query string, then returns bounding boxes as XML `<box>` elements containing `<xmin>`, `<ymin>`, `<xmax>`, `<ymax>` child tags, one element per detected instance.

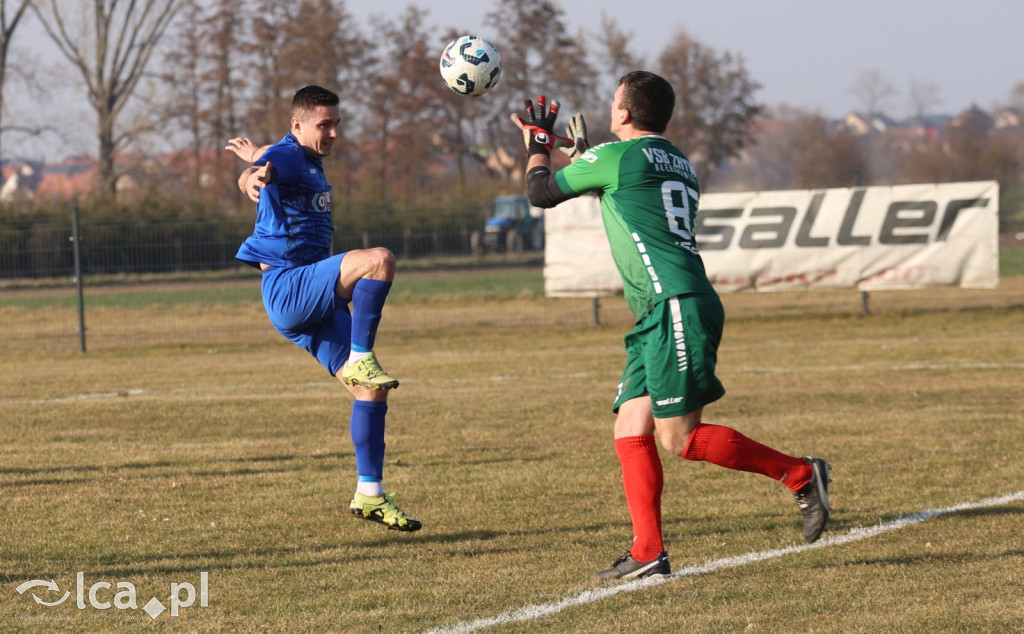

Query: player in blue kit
<box><xmin>227</xmin><ymin>85</ymin><xmax>420</xmax><ymax>531</ymax></box>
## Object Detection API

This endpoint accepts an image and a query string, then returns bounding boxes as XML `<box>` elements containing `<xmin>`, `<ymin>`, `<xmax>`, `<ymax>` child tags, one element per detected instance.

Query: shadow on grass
<box><xmin>0</xmin><ymin>526</ymin><xmax>539</xmax><ymax>584</ymax></box>
<box><xmin>18</xmin><ymin>503</ymin><xmax>1008</xmax><ymax>585</ymax></box>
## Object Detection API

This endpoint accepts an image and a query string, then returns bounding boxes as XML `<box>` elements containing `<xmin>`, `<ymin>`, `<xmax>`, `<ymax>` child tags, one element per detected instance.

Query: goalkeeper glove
<box><xmin>510</xmin><ymin>95</ymin><xmax>571</xmax><ymax>156</ymax></box>
<box><xmin>558</xmin><ymin>113</ymin><xmax>588</xmax><ymax>162</ymax></box>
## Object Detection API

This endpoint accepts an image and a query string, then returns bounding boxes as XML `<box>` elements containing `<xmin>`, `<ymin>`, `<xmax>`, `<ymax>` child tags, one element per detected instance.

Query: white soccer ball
<box><xmin>439</xmin><ymin>35</ymin><xmax>502</xmax><ymax>97</ymax></box>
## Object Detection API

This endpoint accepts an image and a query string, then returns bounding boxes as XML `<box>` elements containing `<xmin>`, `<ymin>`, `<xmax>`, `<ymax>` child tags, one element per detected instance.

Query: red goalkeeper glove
<box><xmin>510</xmin><ymin>95</ymin><xmax>572</xmax><ymax>156</ymax></box>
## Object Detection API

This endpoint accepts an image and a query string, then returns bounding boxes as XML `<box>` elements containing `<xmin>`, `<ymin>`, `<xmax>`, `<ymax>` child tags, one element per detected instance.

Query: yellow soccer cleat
<box><xmin>349</xmin><ymin>492</ymin><xmax>421</xmax><ymax>532</ymax></box>
<box><xmin>341</xmin><ymin>353</ymin><xmax>399</xmax><ymax>390</ymax></box>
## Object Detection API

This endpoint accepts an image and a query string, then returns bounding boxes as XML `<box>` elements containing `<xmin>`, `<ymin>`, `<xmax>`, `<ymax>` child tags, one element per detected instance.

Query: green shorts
<box><xmin>613</xmin><ymin>293</ymin><xmax>726</xmax><ymax>418</ymax></box>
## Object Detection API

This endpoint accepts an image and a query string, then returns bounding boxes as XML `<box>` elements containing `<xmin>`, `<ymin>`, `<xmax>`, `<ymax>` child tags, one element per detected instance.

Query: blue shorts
<box><xmin>260</xmin><ymin>254</ymin><xmax>351</xmax><ymax>376</ymax></box>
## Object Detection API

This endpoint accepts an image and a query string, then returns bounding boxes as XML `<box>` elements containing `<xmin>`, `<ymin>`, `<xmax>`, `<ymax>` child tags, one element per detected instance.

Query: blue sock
<box><xmin>351</xmin><ymin>278</ymin><xmax>391</xmax><ymax>351</ymax></box>
<box><xmin>349</xmin><ymin>400</ymin><xmax>387</xmax><ymax>481</ymax></box>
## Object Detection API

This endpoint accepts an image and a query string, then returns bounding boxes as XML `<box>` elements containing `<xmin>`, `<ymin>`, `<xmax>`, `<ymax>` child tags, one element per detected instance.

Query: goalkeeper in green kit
<box><xmin>512</xmin><ymin>71</ymin><xmax>832</xmax><ymax>581</ymax></box>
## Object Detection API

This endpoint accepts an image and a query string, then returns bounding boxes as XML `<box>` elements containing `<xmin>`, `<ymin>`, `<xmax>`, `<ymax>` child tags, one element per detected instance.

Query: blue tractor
<box><xmin>472</xmin><ymin>195</ymin><xmax>545</xmax><ymax>254</ymax></box>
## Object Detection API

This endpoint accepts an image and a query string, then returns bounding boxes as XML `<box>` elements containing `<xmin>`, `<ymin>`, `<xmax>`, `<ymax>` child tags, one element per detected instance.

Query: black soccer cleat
<box><xmin>794</xmin><ymin>457</ymin><xmax>831</xmax><ymax>542</ymax></box>
<box><xmin>591</xmin><ymin>550</ymin><xmax>670</xmax><ymax>581</ymax></box>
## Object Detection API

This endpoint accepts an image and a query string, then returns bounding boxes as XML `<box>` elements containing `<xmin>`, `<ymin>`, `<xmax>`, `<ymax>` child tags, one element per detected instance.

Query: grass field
<box><xmin>1</xmin><ymin>268</ymin><xmax>1023</xmax><ymax>632</ymax></box>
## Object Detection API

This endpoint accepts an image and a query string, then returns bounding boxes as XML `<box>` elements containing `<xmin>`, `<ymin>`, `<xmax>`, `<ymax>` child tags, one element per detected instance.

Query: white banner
<box><xmin>544</xmin><ymin>181</ymin><xmax>999</xmax><ymax>296</ymax></box>
<box><xmin>543</xmin><ymin>194</ymin><xmax>621</xmax><ymax>297</ymax></box>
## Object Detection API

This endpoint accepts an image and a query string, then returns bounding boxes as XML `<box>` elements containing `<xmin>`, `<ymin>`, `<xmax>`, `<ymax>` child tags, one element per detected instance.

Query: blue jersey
<box><xmin>236</xmin><ymin>133</ymin><xmax>334</xmax><ymax>268</ymax></box>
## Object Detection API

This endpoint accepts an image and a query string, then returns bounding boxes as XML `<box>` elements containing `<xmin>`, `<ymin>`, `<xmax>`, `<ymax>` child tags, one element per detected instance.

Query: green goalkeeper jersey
<box><xmin>554</xmin><ymin>135</ymin><xmax>716</xmax><ymax>319</ymax></box>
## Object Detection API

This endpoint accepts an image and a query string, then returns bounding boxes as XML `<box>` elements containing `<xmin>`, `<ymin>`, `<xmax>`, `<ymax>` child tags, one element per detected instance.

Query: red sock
<box><xmin>681</xmin><ymin>423</ymin><xmax>811</xmax><ymax>492</ymax></box>
<box><xmin>615</xmin><ymin>435</ymin><xmax>664</xmax><ymax>562</ymax></box>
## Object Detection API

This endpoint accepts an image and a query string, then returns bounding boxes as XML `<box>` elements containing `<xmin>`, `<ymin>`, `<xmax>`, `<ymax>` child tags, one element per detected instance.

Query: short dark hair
<box><xmin>618</xmin><ymin>71</ymin><xmax>675</xmax><ymax>133</ymax></box>
<box><xmin>291</xmin><ymin>85</ymin><xmax>340</xmax><ymax>119</ymax></box>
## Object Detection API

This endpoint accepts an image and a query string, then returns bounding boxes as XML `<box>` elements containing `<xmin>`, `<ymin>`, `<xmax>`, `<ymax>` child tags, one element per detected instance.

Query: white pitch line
<box><xmin>733</xmin><ymin>361</ymin><xmax>1024</xmax><ymax>374</ymax></box>
<box><xmin>426</xmin><ymin>490</ymin><xmax>1024</xmax><ymax>634</ymax></box>
<box><xmin>26</xmin><ymin>381</ymin><xmax>337</xmax><ymax>404</ymax></box>
<box><xmin>22</xmin><ymin>360</ymin><xmax>1024</xmax><ymax>405</ymax></box>
<box><xmin>16</xmin><ymin>359</ymin><xmax>1024</xmax><ymax>405</ymax></box>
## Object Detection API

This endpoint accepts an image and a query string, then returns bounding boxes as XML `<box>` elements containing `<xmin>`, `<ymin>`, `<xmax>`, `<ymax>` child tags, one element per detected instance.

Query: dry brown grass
<box><xmin>1</xmin><ymin>275</ymin><xmax>1022</xmax><ymax>632</ymax></box>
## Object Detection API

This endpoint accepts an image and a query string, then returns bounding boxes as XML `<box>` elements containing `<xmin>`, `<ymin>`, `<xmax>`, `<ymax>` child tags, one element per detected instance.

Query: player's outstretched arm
<box><xmin>225</xmin><ymin>137</ymin><xmax>270</xmax><ymax>164</ymax></box>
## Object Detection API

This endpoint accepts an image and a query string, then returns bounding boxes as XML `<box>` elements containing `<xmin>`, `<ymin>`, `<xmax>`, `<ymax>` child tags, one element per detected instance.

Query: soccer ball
<box><xmin>439</xmin><ymin>35</ymin><xmax>502</xmax><ymax>97</ymax></box>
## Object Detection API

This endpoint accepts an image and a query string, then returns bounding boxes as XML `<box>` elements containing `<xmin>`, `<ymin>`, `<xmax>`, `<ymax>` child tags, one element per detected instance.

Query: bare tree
<box><xmin>161</xmin><ymin>0</ymin><xmax>252</xmax><ymax>204</ymax></box>
<box><xmin>658</xmin><ymin>30</ymin><xmax>762</xmax><ymax>186</ymax></box>
<box><xmin>544</xmin><ymin>25</ymin><xmax>597</xmax><ymax>118</ymax></box>
<box><xmin>943</xmin><ymin>105</ymin><xmax>1010</xmax><ymax>182</ymax></box>
<box><xmin>485</xmin><ymin>0</ymin><xmax>594</xmax><ymax>176</ymax></box>
<box><xmin>905</xmin><ymin>105</ymin><xmax>1019</xmax><ymax>188</ymax></box>
<box><xmin>1007</xmin><ymin>80</ymin><xmax>1024</xmax><ymax>110</ymax></box>
<box><xmin>245</xmin><ymin>0</ymin><xmax>365</xmax><ymax>202</ymax></box>
<box><xmin>32</xmin><ymin>0</ymin><xmax>184</xmax><ymax>199</ymax></box>
<box><xmin>0</xmin><ymin>0</ymin><xmax>32</xmax><ymax>164</ymax></box>
<box><xmin>485</xmin><ymin>0</ymin><xmax>564</xmax><ymax>103</ymax></box>
<box><xmin>433</xmin><ymin>28</ymin><xmax>498</xmax><ymax>190</ymax></box>
<box><xmin>359</xmin><ymin>6</ymin><xmax>450</xmax><ymax>201</ymax></box>
<box><xmin>199</xmin><ymin>0</ymin><xmax>251</xmax><ymax>201</ymax></box>
<box><xmin>160</xmin><ymin>0</ymin><xmax>205</xmax><ymax>196</ymax></box>
<box><xmin>594</xmin><ymin>13</ymin><xmax>644</xmax><ymax>82</ymax></box>
<box><xmin>243</xmin><ymin>0</ymin><xmax>296</xmax><ymax>143</ymax></box>
<box><xmin>587</xmin><ymin>14</ymin><xmax>645</xmax><ymax>146</ymax></box>
<box><xmin>908</xmin><ymin>79</ymin><xmax>942</xmax><ymax>122</ymax></box>
<box><xmin>850</xmin><ymin>68</ymin><xmax>897</xmax><ymax>117</ymax></box>
<box><xmin>294</xmin><ymin>0</ymin><xmax>369</xmax><ymax>205</ymax></box>
<box><xmin>752</xmin><ymin>106</ymin><xmax>866</xmax><ymax>189</ymax></box>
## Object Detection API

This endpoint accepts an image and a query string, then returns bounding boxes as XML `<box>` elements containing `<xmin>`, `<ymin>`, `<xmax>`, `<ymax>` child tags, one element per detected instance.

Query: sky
<box><xmin>7</xmin><ymin>0</ymin><xmax>1022</xmax><ymax>162</ymax></box>
<box><xmin>357</xmin><ymin>0</ymin><xmax>1023</xmax><ymax>119</ymax></box>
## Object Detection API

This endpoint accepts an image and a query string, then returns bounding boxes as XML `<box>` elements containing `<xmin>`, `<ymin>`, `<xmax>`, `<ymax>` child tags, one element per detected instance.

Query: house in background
<box><xmin>1</xmin><ymin>156</ymin><xmax>97</xmax><ymax>202</ymax></box>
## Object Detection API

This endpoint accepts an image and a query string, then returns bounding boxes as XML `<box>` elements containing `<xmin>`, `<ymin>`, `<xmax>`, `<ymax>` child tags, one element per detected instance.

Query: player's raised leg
<box><xmin>337</xmin><ymin>248</ymin><xmax>399</xmax><ymax>390</ymax></box>
<box><xmin>662</xmin><ymin>417</ymin><xmax>831</xmax><ymax>543</ymax></box>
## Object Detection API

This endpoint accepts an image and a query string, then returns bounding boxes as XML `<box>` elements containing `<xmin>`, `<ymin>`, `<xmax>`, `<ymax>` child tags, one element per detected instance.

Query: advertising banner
<box><xmin>544</xmin><ymin>181</ymin><xmax>999</xmax><ymax>296</ymax></box>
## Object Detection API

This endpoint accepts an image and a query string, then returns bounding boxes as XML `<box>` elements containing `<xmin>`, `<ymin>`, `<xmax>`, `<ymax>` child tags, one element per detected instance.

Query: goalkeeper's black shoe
<box><xmin>591</xmin><ymin>550</ymin><xmax>670</xmax><ymax>581</ymax></box>
<box><xmin>795</xmin><ymin>457</ymin><xmax>832</xmax><ymax>542</ymax></box>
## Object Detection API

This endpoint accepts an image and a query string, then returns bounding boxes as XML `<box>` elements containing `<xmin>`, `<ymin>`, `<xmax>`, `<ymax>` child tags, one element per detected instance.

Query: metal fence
<box><xmin>0</xmin><ymin>210</ymin><xmax>576</xmax><ymax>355</ymax></box>
<box><xmin>0</xmin><ymin>209</ymin><xmax>491</xmax><ymax>280</ymax></box>
<box><xmin>2</xmin><ymin>212</ymin><xmax>1022</xmax><ymax>357</ymax></box>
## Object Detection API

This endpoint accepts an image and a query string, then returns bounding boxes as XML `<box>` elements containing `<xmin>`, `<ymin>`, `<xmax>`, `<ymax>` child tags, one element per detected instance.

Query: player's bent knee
<box><xmin>657</xmin><ymin>430</ymin><xmax>689</xmax><ymax>456</ymax></box>
<box><xmin>358</xmin><ymin>247</ymin><xmax>395</xmax><ymax>278</ymax></box>
<box><xmin>373</xmin><ymin>246</ymin><xmax>395</xmax><ymax>263</ymax></box>
<box><xmin>339</xmin><ymin>247</ymin><xmax>396</xmax><ymax>286</ymax></box>
<box><xmin>655</xmin><ymin>413</ymin><xmax>701</xmax><ymax>457</ymax></box>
